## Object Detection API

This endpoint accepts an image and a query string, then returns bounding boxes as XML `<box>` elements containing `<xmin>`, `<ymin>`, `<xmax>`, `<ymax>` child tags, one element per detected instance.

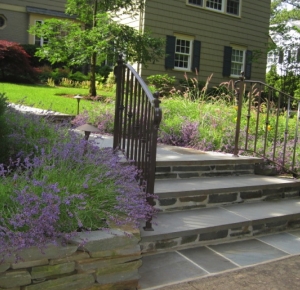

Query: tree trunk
<box><xmin>89</xmin><ymin>52</ymin><xmax>97</xmax><ymax>96</ymax></box>
<box><xmin>89</xmin><ymin>0</ymin><xmax>98</xmax><ymax>96</ymax></box>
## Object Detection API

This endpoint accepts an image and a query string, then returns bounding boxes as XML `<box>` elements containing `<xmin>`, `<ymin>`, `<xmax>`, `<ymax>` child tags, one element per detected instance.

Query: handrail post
<box><xmin>144</xmin><ymin>92</ymin><xmax>162</xmax><ymax>231</ymax></box>
<box><xmin>233</xmin><ymin>72</ymin><xmax>245</xmax><ymax>157</ymax></box>
<box><xmin>113</xmin><ymin>54</ymin><xmax>124</xmax><ymax>150</ymax></box>
<box><xmin>112</xmin><ymin>59</ymin><xmax>162</xmax><ymax>231</ymax></box>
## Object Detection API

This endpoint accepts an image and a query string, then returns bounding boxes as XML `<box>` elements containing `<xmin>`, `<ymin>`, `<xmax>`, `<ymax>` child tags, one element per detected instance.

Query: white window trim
<box><xmin>34</xmin><ymin>20</ymin><xmax>48</xmax><ymax>46</ymax></box>
<box><xmin>186</xmin><ymin>0</ymin><xmax>241</xmax><ymax>17</ymax></box>
<box><xmin>230</xmin><ymin>44</ymin><xmax>246</xmax><ymax>78</ymax></box>
<box><xmin>174</xmin><ymin>34</ymin><xmax>194</xmax><ymax>71</ymax></box>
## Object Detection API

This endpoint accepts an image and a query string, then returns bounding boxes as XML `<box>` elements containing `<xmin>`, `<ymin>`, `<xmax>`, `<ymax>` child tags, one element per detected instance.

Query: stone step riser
<box><xmin>140</xmin><ymin>215</ymin><xmax>300</xmax><ymax>254</ymax></box>
<box><xmin>155</xmin><ymin>186</ymin><xmax>300</xmax><ymax>212</ymax></box>
<box><xmin>155</xmin><ymin>164</ymin><xmax>255</xmax><ymax>180</ymax></box>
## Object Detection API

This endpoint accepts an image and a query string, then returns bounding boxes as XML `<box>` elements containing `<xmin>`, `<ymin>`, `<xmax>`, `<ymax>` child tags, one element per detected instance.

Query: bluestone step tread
<box><xmin>140</xmin><ymin>198</ymin><xmax>300</xmax><ymax>242</ymax></box>
<box><xmin>154</xmin><ymin>175</ymin><xmax>300</xmax><ymax>197</ymax></box>
<box><xmin>156</xmin><ymin>145</ymin><xmax>263</xmax><ymax>166</ymax></box>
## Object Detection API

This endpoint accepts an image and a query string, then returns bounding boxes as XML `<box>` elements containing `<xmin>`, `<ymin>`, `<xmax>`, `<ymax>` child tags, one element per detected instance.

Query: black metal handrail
<box><xmin>234</xmin><ymin>74</ymin><xmax>300</xmax><ymax>177</ymax></box>
<box><xmin>113</xmin><ymin>55</ymin><xmax>162</xmax><ymax>230</ymax></box>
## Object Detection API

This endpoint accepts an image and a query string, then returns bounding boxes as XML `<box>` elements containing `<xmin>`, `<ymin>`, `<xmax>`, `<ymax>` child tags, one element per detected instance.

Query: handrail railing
<box><xmin>234</xmin><ymin>73</ymin><xmax>300</xmax><ymax>177</ymax></box>
<box><xmin>113</xmin><ymin>55</ymin><xmax>162</xmax><ymax>231</ymax></box>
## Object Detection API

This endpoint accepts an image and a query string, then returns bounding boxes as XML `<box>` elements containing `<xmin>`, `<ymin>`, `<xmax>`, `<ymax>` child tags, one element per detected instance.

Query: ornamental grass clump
<box><xmin>0</xmin><ymin>105</ymin><xmax>154</xmax><ymax>261</ymax></box>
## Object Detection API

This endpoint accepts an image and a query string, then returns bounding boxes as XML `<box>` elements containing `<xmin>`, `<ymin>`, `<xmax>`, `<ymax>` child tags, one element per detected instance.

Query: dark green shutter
<box><xmin>192</xmin><ymin>40</ymin><xmax>201</xmax><ymax>73</ymax></box>
<box><xmin>165</xmin><ymin>35</ymin><xmax>176</xmax><ymax>69</ymax></box>
<box><xmin>223</xmin><ymin>46</ymin><xmax>232</xmax><ymax>76</ymax></box>
<box><xmin>279</xmin><ymin>50</ymin><xmax>284</xmax><ymax>64</ymax></box>
<box><xmin>287</xmin><ymin>50</ymin><xmax>291</xmax><ymax>63</ymax></box>
<box><xmin>296</xmin><ymin>48</ymin><xmax>300</xmax><ymax>63</ymax></box>
<box><xmin>244</xmin><ymin>50</ymin><xmax>252</xmax><ymax>79</ymax></box>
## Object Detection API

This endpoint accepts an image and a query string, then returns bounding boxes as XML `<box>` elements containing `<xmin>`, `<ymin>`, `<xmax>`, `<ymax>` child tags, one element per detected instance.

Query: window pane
<box><xmin>206</xmin><ymin>0</ymin><xmax>222</xmax><ymax>11</ymax></box>
<box><xmin>35</xmin><ymin>36</ymin><xmax>41</xmax><ymax>46</ymax></box>
<box><xmin>176</xmin><ymin>39</ymin><xmax>190</xmax><ymax>54</ymax></box>
<box><xmin>175</xmin><ymin>37</ymin><xmax>192</xmax><ymax>69</ymax></box>
<box><xmin>267</xmin><ymin>51</ymin><xmax>278</xmax><ymax>64</ymax></box>
<box><xmin>227</xmin><ymin>0</ymin><xmax>240</xmax><ymax>15</ymax></box>
<box><xmin>231</xmin><ymin>48</ymin><xmax>244</xmax><ymax>76</ymax></box>
<box><xmin>35</xmin><ymin>20</ymin><xmax>45</xmax><ymax>46</ymax></box>
<box><xmin>175</xmin><ymin>54</ymin><xmax>189</xmax><ymax>68</ymax></box>
<box><xmin>232</xmin><ymin>49</ymin><xmax>243</xmax><ymax>62</ymax></box>
<box><xmin>231</xmin><ymin>62</ymin><xmax>243</xmax><ymax>76</ymax></box>
<box><xmin>188</xmin><ymin>0</ymin><xmax>203</xmax><ymax>6</ymax></box>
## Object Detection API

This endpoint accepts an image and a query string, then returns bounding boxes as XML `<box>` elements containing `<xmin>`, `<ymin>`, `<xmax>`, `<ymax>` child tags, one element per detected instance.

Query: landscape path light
<box><xmin>73</xmin><ymin>95</ymin><xmax>83</xmax><ymax>115</ymax></box>
<box><xmin>75</xmin><ymin>123</ymin><xmax>101</xmax><ymax>141</ymax></box>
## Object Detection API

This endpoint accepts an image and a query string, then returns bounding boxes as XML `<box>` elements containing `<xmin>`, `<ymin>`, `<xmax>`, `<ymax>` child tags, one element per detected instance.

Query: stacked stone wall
<box><xmin>0</xmin><ymin>228</ymin><xmax>141</xmax><ymax>290</ymax></box>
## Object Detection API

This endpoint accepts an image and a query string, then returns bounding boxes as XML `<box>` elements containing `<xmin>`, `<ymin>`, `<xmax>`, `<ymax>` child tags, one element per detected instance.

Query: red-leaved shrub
<box><xmin>0</xmin><ymin>40</ymin><xmax>39</xmax><ymax>83</ymax></box>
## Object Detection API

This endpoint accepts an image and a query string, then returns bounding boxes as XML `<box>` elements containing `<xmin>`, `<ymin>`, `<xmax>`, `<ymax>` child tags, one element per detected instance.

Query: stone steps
<box><xmin>155</xmin><ymin>157</ymin><xmax>259</xmax><ymax>180</ymax></box>
<box><xmin>139</xmin><ymin>152</ymin><xmax>300</xmax><ymax>254</ymax></box>
<box><xmin>140</xmin><ymin>198</ymin><xmax>300</xmax><ymax>254</ymax></box>
<box><xmin>155</xmin><ymin>175</ymin><xmax>300</xmax><ymax>211</ymax></box>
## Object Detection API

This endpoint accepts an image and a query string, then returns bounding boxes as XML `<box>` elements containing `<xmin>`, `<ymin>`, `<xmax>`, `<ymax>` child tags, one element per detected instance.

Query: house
<box><xmin>118</xmin><ymin>0</ymin><xmax>271</xmax><ymax>87</ymax></box>
<box><xmin>267</xmin><ymin>20</ymin><xmax>300</xmax><ymax>76</ymax></box>
<box><xmin>0</xmin><ymin>0</ymin><xmax>271</xmax><ymax>87</ymax></box>
<box><xmin>0</xmin><ymin>0</ymin><xmax>70</xmax><ymax>46</ymax></box>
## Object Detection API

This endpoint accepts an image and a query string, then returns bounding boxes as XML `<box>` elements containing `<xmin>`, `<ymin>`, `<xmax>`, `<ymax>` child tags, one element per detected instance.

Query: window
<box><xmin>0</xmin><ymin>15</ymin><xmax>7</xmax><ymax>29</ymax></box>
<box><xmin>231</xmin><ymin>48</ymin><xmax>245</xmax><ymax>76</ymax></box>
<box><xmin>34</xmin><ymin>20</ymin><xmax>48</xmax><ymax>46</ymax></box>
<box><xmin>267</xmin><ymin>51</ymin><xmax>279</xmax><ymax>71</ymax></box>
<box><xmin>223</xmin><ymin>46</ymin><xmax>252</xmax><ymax>79</ymax></box>
<box><xmin>189</xmin><ymin>0</ymin><xmax>203</xmax><ymax>5</ymax></box>
<box><xmin>165</xmin><ymin>35</ymin><xmax>201</xmax><ymax>72</ymax></box>
<box><xmin>187</xmin><ymin>0</ymin><xmax>241</xmax><ymax>16</ymax></box>
<box><xmin>175</xmin><ymin>38</ymin><xmax>192</xmax><ymax>70</ymax></box>
<box><xmin>227</xmin><ymin>0</ymin><xmax>240</xmax><ymax>15</ymax></box>
<box><xmin>206</xmin><ymin>0</ymin><xmax>222</xmax><ymax>11</ymax></box>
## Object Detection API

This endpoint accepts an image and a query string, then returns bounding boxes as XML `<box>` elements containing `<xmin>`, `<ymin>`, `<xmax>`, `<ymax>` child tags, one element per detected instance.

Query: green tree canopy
<box><xmin>29</xmin><ymin>0</ymin><xmax>164</xmax><ymax>96</ymax></box>
<box><xmin>267</xmin><ymin>1</ymin><xmax>300</xmax><ymax>95</ymax></box>
<box><xmin>270</xmin><ymin>0</ymin><xmax>300</xmax><ymax>32</ymax></box>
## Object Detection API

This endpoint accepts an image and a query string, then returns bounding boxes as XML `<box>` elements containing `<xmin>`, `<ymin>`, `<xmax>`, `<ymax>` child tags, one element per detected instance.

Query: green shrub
<box><xmin>50</xmin><ymin>67</ymin><xmax>71</xmax><ymax>84</ymax></box>
<box><xmin>97</xmin><ymin>65</ymin><xmax>113</xmax><ymax>82</ymax></box>
<box><xmin>21</xmin><ymin>44</ymin><xmax>51</xmax><ymax>67</ymax></box>
<box><xmin>38</xmin><ymin>65</ymin><xmax>54</xmax><ymax>82</ymax></box>
<box><xmin>105</xmin><ymin>72</ymin><xmax>116</xmax><ymax>89</ymax></box>
<box><xmin>266</xmin><ymin>65</ymin><xmax>300</xmax><ymax>98</ymax></box>
<box><xmin>146</xmin><ymin>74</ymin><xmax>176</xmax><ymax>96</ymax></box>
<box><xmin>69</xmin><ymin>71</ymin><xmax>89</xmax><ymax>82</ymax></box>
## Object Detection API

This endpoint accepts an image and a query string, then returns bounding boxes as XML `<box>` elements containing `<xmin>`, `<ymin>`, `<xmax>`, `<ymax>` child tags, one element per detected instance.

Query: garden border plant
<box><xmin>2</xmin><ymin>73</ymin><xmax>300</xmax><ymax>176</ymax></box>
<box><xmin>0</xmin><ymin>98</ymin><xmax>155</xmax><ymax>263</ymax></box>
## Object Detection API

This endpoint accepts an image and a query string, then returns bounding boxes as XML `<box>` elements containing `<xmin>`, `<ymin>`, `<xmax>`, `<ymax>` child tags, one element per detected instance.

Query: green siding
<box><xmin>1</xmin><ymin>0</ymin><xmax>271</xmax><ymax>87</ymax></box>
<box><xmin>0</xmin><ymin>0</ymin><xmax>68</xmax><ymax>44</ymax></box>
<box><xmin>1</xmin><ymin>0</ymin><xmax>66</xmax><ymax>11</ymax></box>
<box><xmin>141</xmin><ymin>0</ymin><xmax>270</xmax><ymax>87</ymax></box>
<box><xmin>0</xmin><ymin>10</ymin><xmax>28</xmax><ymax>43</ymax></box>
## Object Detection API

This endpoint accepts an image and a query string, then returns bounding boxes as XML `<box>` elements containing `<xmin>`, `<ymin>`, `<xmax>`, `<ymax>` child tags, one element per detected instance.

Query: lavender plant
<box><xmin>0</xmin><ymin>106</ymin><xmax>154</xmax><ymax>261</ymax></box>
<box><xmin>158</xmin><ymin>119</ymin><xmax>200</xmax><ymax>147</ymax></box>
<box><xmin>0</xmin><ymin>93</ymin><xmax>10</xmax><ymax>164</ymax></box>
<box><xmin>71</xmin><ymin>106</ymin><xmax>114</xmax><ymax>134</ymax></box>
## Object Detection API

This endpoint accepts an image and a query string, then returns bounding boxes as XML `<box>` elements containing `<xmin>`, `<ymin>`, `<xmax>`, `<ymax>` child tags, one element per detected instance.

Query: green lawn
<box><xmin>0</xmin><ymin>82</ymin><xmax>115</xmax><ymax>115</ymax></box>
